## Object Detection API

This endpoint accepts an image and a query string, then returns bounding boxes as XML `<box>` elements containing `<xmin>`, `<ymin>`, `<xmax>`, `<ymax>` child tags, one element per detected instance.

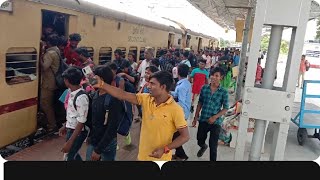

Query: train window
<box><xmin>129</xmin><ymin>47</ymin><xmax>138</xmax><ymax>62</ymax></box>
<box><xmin>85</xmin><ymin>47</ymin><xmax>94</xmax><ymax>60</ymax></box>
<box><xmin>5</xmin><ymin>47</ymin><xmax>37</xmax><ymax>85</ymax></box>
<box><xmin>116</xmin><ymin>47</ymin><xmax>126</xmax><ymax>58</ymax></box>
<box><xmin>139</xmin><ymin>47</ymin><xmax>145</xmax><ymax>60</ymax></box>
<box><xmin>99</xmin><ymin>47</ymin><xmax>112</xmax><ymax>65</ymax></box>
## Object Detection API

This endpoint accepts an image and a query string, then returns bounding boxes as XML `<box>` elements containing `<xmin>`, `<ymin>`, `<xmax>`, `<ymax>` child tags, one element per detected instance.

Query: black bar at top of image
<box><xmin>4</xmin><ymin>161</ymin><xmax>320</xmax><ymax>180</ymax></box>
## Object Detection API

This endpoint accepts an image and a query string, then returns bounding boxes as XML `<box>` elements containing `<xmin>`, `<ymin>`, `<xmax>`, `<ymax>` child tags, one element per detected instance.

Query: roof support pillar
<box><xmin>235</xmin><ymin>7</ymin><xmax>253</xmax><ymax>101</ymax></box>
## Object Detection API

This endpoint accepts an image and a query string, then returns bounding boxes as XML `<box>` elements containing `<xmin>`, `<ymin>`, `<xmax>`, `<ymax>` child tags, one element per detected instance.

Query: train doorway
<box><xmin>38</xmin><ymin>10</ymin><xmax>70</xmax><ymax>131</ymax></box>
<box><xmin>41</xmin><ymin>10</ymin><xmax>69</xmax><ymax>40</ymax></box>
<box><xmin>168</xmin><ymin>33</ymin><xmax>174</xmax><ymax>49</ymax></box>
<box><xmin>198</xmin><ymin>37</ymin><xmax>202</xmax><ymax>51</ymax></box>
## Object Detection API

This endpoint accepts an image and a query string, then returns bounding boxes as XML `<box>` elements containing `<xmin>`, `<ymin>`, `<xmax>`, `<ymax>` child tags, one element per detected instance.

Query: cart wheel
<box><xmin>297</xmin><ymin>128</ymin><xmax>308</xmax><ymax>146</ymax></box>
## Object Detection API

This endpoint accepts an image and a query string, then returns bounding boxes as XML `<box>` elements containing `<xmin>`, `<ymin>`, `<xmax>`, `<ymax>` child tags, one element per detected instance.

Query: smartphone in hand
<box><xmin>82</xmin><ymin>66</ymin><xmax>98</xmax><ymax>86</ymax></box>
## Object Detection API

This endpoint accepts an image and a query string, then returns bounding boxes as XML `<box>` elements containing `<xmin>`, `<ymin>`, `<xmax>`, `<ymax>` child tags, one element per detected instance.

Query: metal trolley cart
<box><xmin>291</xmin><ymin>80</ymin><xmax>320</xmax><ymax>145</ymax></box>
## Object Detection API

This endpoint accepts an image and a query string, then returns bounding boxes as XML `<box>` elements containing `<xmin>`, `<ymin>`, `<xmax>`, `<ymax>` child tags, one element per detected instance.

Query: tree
<box><xmin>219</xmin><ymin>38</ymin><xmax>231</xmax><ymax>48</ymax></box>
<box><xmin>260</xmin><ymin>35</ymin><xmax>289</xmax><ymax>54</ymax></box>
<box><xmin>260</xmin><ymin>35</ymin><xmax>269</xmax><ymax>51</ymax></box>
<box><xmin>280</xmin><ymin>40</ymin><xmax>289</xmax><ymax>54</ymax></box>
<box><xmin>316</xmin><ymin>17</ymin><xmax>320</xmax><ymax>40</ymax></box>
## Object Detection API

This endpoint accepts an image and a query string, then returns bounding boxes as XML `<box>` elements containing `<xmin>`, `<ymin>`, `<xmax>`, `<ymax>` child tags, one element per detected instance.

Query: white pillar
<box><xmin>249</xmin><ymin>25</ymin><xmax>284</xmax><ymax>161</ymax></box>
<box><xmin>234</xmin><ymin>116</ymin><xmax>249</xmax><ymax>160</ymax></box>
<box><xmin>270</xmin><ymin>122</ymin><xmax>290</xmax><ymax>160</ymax></box>
<box><xmin>236</xmin><ymin>8</ymin><xmax>253</xmax><ymax>101</ymax></box>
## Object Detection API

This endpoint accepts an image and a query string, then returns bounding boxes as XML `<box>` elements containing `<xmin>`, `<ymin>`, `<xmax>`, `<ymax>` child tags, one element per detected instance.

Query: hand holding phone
<box><xmin>82</xmin><ymin>66</ymin><xmax>98</xmax><ymax>86</ymax></box>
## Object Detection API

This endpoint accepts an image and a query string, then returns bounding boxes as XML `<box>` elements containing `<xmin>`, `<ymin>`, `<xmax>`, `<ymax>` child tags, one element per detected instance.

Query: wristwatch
<box><xmin>164</xmin><ymin>145</ymin><xmax>171</xmax><ymax>154</ymax></box>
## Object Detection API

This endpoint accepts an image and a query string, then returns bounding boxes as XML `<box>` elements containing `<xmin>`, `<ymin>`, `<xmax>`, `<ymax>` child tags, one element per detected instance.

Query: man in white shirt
<box><xmin>202</xmin><ymin>50</ymin><xmax>211</xmax><ymax>71</ymax></box>
<box><xmin>137</xmin><ymin>47</ymin><xmax>154</xmax><ymax>89</ymax></box>
<box><xmin>59</xmin><ymin>67</ymin><xmax>89</xmax><ymax>161</ymax></box>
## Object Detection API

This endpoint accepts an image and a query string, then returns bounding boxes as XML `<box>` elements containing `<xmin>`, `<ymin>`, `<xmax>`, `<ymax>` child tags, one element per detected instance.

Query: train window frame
<box><xmin>129</xmin><ymin>47</ymin><xmax>138</xmax><ymax>62</ymax></box>
<box><xmin>116</xmin><ymin>47</ymin><xmax>126</xmax><ymax>59</ymax></box>
<box><xmin>139</xmin><ymin>47</ymin><xmax>145</xmax><ymax>60</ymax></box>
<box><xmin>99</xmin><ymin>47</ymin><xmax>112</xmax><ymax>65</ymax></box>
<box><xmin>85</xmin><ymin>47</ymin><xmax>94</xmax><ymax>60</ymax></box>
<box><xmin>5</xmin><ymin>47</ymin><xmax>38</xmax><ymax>85</ymax></box>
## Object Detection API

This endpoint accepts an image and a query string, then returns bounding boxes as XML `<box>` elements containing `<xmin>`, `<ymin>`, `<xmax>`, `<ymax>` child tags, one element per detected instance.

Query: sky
<box><xmin>83</xmin><ymin>0</ymin><xmax>236</xmax><ymax>41</ymax></box>
<box><xmin>83</xmin><ymin>0</ymin><xmax>317</xmax><ymax>42</ymax></box>
<box><xmin>282</xmin><ymin>19</ymin><xmax>318</xmax><ymax>42</ymax></box>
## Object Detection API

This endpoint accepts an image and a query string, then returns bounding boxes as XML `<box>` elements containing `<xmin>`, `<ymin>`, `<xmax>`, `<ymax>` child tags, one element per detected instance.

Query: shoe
<box><xmin>172</xmin><ymin>154</ymin><xmax>188</xmax><ymax>161</ymax></box>
<box><xmin>172</xmin><ymin>154</ymin><xmax>178</xmax><ymax>160</ymax></box>
<box><xmin>197</xmin><ymin>144</ymin><xmax>208</xmax><ymax>157</ymax></box>
<box><xmin>124</xmin><ymin>132</ymin><xmax>131</xmax><ymax>145</ymax></box>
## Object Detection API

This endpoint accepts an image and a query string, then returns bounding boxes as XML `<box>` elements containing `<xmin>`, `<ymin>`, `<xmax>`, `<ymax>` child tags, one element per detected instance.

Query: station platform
<box><xmin>5</xmin><ymin>93</ymin><xmax>320</xmax><ymax>161</ymax></box>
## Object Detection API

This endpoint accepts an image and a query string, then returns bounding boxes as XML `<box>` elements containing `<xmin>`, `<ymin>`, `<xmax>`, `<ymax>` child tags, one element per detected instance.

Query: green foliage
<box><xmin>219</xmin><ymin>38</ymin><xmax>231</xmax><ymax>48</ymax></box>
<box><xmin>316</xmin><ymin>17</ymin><xmax>320</xmax><ymax>40</ymax></box>
<box><xmin>260</xmin><ymin>35</ymin><xmax>289</xmax><ymax>54</ymax></box>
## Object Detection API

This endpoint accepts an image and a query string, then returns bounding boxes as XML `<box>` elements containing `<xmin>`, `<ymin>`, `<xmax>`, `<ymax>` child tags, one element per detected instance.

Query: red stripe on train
<box><xmin>0</xmin><ymin>98</ymin><xmax>38</xmax><ymax>115</ymax></box>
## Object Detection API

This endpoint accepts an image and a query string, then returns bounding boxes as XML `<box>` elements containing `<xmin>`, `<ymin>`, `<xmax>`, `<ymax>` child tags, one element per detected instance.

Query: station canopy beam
<box><xmin>187</xmin><ymin>0</ymin><xmax>320</xmax><ymax>31</ymax></box>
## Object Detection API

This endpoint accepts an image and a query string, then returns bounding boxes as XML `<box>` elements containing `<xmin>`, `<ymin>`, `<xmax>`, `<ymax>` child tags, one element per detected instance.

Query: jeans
<box><xmin>86</xmin><ymin>138</ymin><xmax>117</xmax><ymax>161</ymax></box>
<box><xmin>197</xmin><ymin>122</ymin><xmax>221</xmax><ymax>161</ymax></box>
<box><xmin>65</xmin><ymin>128</ymin><xmax>88</xmax><ymax>161</ymax></box>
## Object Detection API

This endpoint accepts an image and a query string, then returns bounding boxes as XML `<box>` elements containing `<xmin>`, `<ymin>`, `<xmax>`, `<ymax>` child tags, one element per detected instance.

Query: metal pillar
<box><xmin>249</xmin><ymin>25</ymin><xmax>283</xmax><ymax>161</ymax></box>
<box><xmin>234</xmin><ymin>0</ymin><xmax>312</xmax><ymax>161</ymax></box>
<box><xmin>235</xmin><ymin>7</ymin><xmax>253</xmax><ymax>101</ymax></box>
<box><xmin>283</xmin><ymin>28</ymin><xmax>297</xmax><ymax>91</ymax></box>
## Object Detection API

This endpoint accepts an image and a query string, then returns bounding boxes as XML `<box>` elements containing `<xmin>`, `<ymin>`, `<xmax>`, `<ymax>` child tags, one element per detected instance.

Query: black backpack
<box><xmin>51</xmin><ymin>50</ymin><xmax>69</xmax><ymax>89</ymax></box>
<box><xmin>115</xmin><ymin>76</ymin><xmax>136</xmax><ymax>93</ymax></box>
<box><xmin>115</xmin><ymin>76</ymin><xmax>133</xmax><ymax>136</ymax></box>
<box><xmin>73</xmin><ymin>89</ymin><xmax>94</xmax><ymax>130</ymax></box>
<box><xmin>305</xmin><ymin>61</ymin><xmax>310</xmax><ymax>71</ymax></box>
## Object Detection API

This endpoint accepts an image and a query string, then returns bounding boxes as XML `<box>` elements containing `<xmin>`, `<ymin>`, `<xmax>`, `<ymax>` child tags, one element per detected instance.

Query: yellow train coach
<box><xmin>0</xmin><ymin>0</ymin><xmax>218</xmax><ymax>148</ymax></box>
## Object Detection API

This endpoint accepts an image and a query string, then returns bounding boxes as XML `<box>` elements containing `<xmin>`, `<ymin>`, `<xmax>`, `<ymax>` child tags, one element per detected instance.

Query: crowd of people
<box><xmin>39</xmin><ymin>28</ymin><xmax>259</xmax><ymax>161</ymax></box>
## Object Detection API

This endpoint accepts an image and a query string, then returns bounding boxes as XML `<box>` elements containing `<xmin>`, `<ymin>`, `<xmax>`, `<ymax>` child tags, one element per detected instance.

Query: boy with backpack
<box><xmin>59</xmin><ymin>67</ymin><xmax>89</xmax><ymax>161</ymax></box>
<box><xmin>107</xmin><ymin>62</ymin><xmax>134</xmax><ymax>146</ymax></box>
<box><xmin>85</xmin><ymin>65</ymin><xmax>125</xmax><ymax>161</ymax></box>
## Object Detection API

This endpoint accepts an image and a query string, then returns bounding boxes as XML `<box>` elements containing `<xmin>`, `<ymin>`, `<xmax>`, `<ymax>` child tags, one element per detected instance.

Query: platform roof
<box><xmin>187</xmin><ymin>0</ymin><xmax>320</xmax><ymax>30</ymax></box>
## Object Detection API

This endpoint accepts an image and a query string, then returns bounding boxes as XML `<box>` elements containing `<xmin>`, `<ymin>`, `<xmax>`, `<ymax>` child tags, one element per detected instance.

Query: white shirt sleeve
<box><xmin>138</xmin><ymin>60</ymin><xmax>144</xmax><ymax>74</ymax></box>
<box><xmin>75</xmin><ymin>94</ymin><xmax>89</xmax><ymax>124</ymax></box>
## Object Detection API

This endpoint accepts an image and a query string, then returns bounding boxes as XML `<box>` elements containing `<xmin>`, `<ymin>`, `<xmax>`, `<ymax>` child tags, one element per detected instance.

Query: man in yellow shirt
<box><xmin>93</xmin><ymin>69</ymin><xmax>190</xmax><ymax>161</ymax></box>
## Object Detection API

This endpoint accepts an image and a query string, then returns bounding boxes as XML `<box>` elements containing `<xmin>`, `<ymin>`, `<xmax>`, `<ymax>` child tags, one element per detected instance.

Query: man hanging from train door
<box><xmin>64</xmin><ymin>33</ymin><xmax>82</xmax><ymax>66</ymax></box>
<box><xmin>40</xmin><ymin>34</ymin><xmax>61</xmax><ymax>132</ymax></box>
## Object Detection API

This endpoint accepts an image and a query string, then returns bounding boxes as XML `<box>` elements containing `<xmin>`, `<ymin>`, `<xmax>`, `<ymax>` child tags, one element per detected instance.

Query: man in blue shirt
<box><xmin>233</xmin><ymin>49</ymin><xmax>240</xmax><ymax>66</ymax></box>
<box><xmin>170</xmin><ymin>63</ymin><xmax>192</xmax><ymax>160</ymax></box>
<box><xmin>192</xmin><ymin>67</ymin><xmax>229</xmax><ymax>161</ymax></box>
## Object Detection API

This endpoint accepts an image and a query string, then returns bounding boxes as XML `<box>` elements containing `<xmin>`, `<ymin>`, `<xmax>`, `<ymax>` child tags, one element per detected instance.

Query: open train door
<box><xmin>168</xmin><ymin>33</ymin><xmax>174</xmax><ymax>49</ymax></box>
<box><xmin>198</xmin><ymin>37</ymin><xmax>203</xmax><ymax>51</ymax></box>
<box><xmin>38</xmin><ymin>9</ymin><xmax>71</xmax><ymax>132</ymax></box>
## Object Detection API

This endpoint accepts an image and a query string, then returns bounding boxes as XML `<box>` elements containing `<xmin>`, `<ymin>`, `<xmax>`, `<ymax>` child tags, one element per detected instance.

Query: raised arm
<box><xmin>93</xmin><ymin>76</ymin><xmax>138</xmax><ymax>105</ymax></box>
